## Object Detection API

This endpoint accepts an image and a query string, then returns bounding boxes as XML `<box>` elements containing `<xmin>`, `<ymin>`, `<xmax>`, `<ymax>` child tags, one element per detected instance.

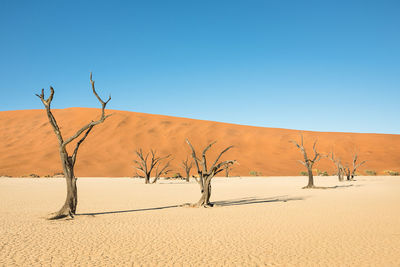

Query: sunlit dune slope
<box><xmin>0</xmin><ymin>108</ymin><xmax>399</xmax><ymax>177</ymax></box>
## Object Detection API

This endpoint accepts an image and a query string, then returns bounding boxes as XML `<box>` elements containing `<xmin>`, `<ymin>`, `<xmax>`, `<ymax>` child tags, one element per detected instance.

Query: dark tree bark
<box><xmin>134</xmin><ymin>149</ymin><xmax>171</xmax><ymax>184</ymax></box>
<box><xmin>329</xmin><ymin>151</ymin><xmax>344</xmax><ymax>182</ymax></box>
<box><xmin>36</xmin><ymin>73</ymin><xmax>111</xmax><ymax>220</ymax></box>
<box><xmin>186</xmin><ymin>139</ymin><xmax>235</xmax><ymax>207</ymax></box>
<box><xmin>181</xmin><ymin>157</ymin><xmax>193</xmax><ymax>182</ymax></box>
<box><xmin>350</xmin><ymin>153</ymin><xmax>366</xmax><ymax>180</ymax></box>
<box><xmin>152</xmin><ymin>160</ymin><xmax>172</xmax><ymax>184</ymax></box>
<box><xmin>291</xmin><ymin>134</ymin><xmax>323</xmax><ymax>189</ymax></box>
<box><xmin>344</xmin><ymin>166</ymin><xmax>351</xmax><ymax>181</ymax></box>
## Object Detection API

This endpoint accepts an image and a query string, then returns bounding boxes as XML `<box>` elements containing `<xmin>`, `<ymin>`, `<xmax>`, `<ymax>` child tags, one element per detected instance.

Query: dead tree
<box><xmin>350</xmin><ymin>152</ymin><xmax>366</xmax><ymax>180</ymax></box>
<box><xmin>223</xmin><ymin>162</ymin><xmax>235</xmax><ymax>177</ymax></box>
<box><xmin>134</xmin><ymin>149</ymin><xmax>171</xmax><ymax>184</ymax></box>
<box><xmin>329</xmin><ymin>151</ymin><xmax>344</xmax><ymax>182</ymax></box>
<box><xmin>186</xmin><ymin>139</ymin><xmax>235</xmax><ymax>207</ymax></box>
<box><xmin>291</xmin><ymin>135</ymin><xmax>323</xmax><ymax>189</ymax></box>
<box><xmin>343</xmin><ymin>165</ymin><xmax>351</xmax><ymax>180</ymax></box>
<box><xmin>181</xmin><ymin>157</ymin><xmax>193</xmax><ymax>182</ymax></box>
<box><xmin>36</xmin><ymin>73</ymin><xmax>111</xmax><ymax>220</ymax></box>
<box><xmin>152</xmin><ymin>160</ymin><xmax>172</xmax><ymax>184</ymax></box>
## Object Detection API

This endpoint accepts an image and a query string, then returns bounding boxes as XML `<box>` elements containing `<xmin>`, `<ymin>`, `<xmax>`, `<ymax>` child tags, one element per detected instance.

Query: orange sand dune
<box><xmin>0</xmin><ymin>108</ymin><xmax>399</xmax><ymax>177</ymax></box>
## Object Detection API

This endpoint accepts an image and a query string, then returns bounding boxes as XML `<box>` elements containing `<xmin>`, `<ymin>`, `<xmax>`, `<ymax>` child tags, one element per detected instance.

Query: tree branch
<box><xmin>210</xmin><ymin>145</ymin><xmax>234</xmax><ymax>171</ymax></box>
<box><xmin>186</xmin><ymin>139</ymin><xmax>201</xmax><ymax>174</ymax></box>
<box><xmin>71</xmin><ymin>125</ymin><xmax>93</xmax><ymax>166</ymax></box>
<box><xmin>201</xmin><ymin>141</ymin><xmax>216</xmax><ymax>173</ymax></box>
<box><xmin>62</xmin><ymin>73</ymin><xmax>111</xmax><ymax>148</ymax></box>
<box><xmin>36</xmin><ymin>87</ymin><xmax>64</xmax><ymax>145</ymax></box>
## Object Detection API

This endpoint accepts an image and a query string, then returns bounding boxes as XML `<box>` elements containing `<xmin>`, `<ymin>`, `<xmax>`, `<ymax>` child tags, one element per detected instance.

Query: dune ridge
<box><xmin>0</xmin><ymin>108</ymin><xmax>399</xmax><ymax>177</ymax></box>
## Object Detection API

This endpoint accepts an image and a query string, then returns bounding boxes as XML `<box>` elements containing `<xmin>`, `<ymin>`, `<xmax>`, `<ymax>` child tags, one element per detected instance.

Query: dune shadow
<box><xmin>213</xmin><ymin>195</ymin><xmax>305</xmax><ymax>207</ymax></box>
<box><xmin>77</xmin><ymin>205</ymin><xmax>179</xmax><ymax>216</ymax></box>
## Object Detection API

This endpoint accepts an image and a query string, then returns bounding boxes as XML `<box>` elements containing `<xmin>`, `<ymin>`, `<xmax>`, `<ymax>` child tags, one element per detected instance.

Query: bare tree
<box><xmin>342</xmin><ymin>152</ymin><xmax>366</xmax><ymax>181</ymax></box>
<box><xmin>152</xmin><ymin>160</ymin><xmax>172</xmax><ymax>184</ymax></box>
<box><xmin>350</xmin><ymin>152</ymin><xmax>366</xmax><ymax>180</ymax></box>
<box><xmin>186</xmin><ymin>139</ymin><xmax>235</xmax><ymax>207</ymax></box>
<box><xmin>343</xmin><ymin>165</ymin><xmax>351</xmax><ymax>181</ymax></box>
<box><xmin>134</xmin><ymin>149</ymin><xmax>171</xmax><ymax>184</ymax></box>
<box><xmin>290</xmin><ymin>134</ymin><xmax>323</xmax><ymax>189</ymax></box>
<box><xmin>329</xmin><ymin>151</ymin><xmax>345</xmax><ymax>182</ymax></box>
<box><xmin>181</xmin><ymin>157</ymin><xmax>193</xmax><ymax>182</ymax></box>
<box><xmin>223</xmin><ymin>162</ymin><xmax>235</xmax><ymax>177</ymax></box>
<box><xmin>36</xmin><ymin>73</ymin><xmax>111</xmax><ymax>219</ymax></box>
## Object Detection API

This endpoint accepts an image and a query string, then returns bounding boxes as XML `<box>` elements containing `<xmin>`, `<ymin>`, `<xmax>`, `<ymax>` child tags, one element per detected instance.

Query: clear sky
<box><xmin>1</xmin><ymin>0</ymin><xmax>399</xmax><ymax>134</ymax></box>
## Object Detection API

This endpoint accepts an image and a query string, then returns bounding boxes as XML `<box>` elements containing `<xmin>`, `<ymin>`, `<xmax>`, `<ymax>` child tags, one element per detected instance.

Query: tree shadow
<box><xmin>212</xmin><ymin>195</ymin><xmax>306</xmax><ymax>207</ymax></box>
<box><xmin>305</xmin><ymin>184</ymin><xmax>358</xmax><ymax>189</ymax></box>
<box><xmin>77</xmin><ymin>205</ymin><xmax>179</xmax><ymax>216</ymax></box>
<box><xmin>76</xmin><ymin>195</ymin><xmax>305</xmax><ymax>216</ymax></box>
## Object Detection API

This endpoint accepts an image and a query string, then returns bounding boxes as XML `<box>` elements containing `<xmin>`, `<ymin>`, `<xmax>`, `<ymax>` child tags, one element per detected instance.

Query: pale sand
<box><xmin>0</xmin><ymin>176</ymin><xmax>399</xmax><ymax>266</ymax></box>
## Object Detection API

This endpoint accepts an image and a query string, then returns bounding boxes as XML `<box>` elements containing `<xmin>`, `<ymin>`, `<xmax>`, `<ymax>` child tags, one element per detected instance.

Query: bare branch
<box><xmin>90</xmin><ymin>72</ymin><xmax>111</xmax><ymax>107</ymax></box>
<box><xmin>290</xmin><ymin>139</ymin><xmax>301</xmax><ymax>149</ymax></box>
<box><xmin>311</xmin><ymin>140</ymin><xmax>323</xmax><ymax>163</ymax></box>
<box><xmin>63</xmin><ymin>73</ymin><xmax>111</xmax><ymax>148</ymax></box>
<box><xmin>35</xmin><ymin>86</ymin><xmax>54</xmax><ymax>107</ymax></box>
<box><xmin>71</xmin><ymin>126</ymin><xmax>94</xmax><ymax>166</ymax></box>
<box><xmin>355</xmin><ymin>160</ymin><xmax>366</xmax><ymax>170</ymax></box>
<box><xmin>210</xmin><ymin>145</ymin><xmax>234</xmax><ymax>171</ymax></box>
<box><xmin>201</xmin><ymin>141</ymin><xmax>217</xmax><ymax>173</ymax></box>
<box><xmin>153</xmin><ymin>160</ymin><xmax>172</xmax><ymax>183</ymax></box>
<box><xmin>134</xmin><ymin>149</ymin><xmax>149</xmax><ymax>177</ymax></box>
<box><xmin>291</xmin><ymin>135</ymin><xmax>311</xmax><ymax>167</ymax></box>
<box><xmin>298</xmin><ymin>160</ymin><xmax>307</xmax><ymax>166</ymax></box>
<box><xmin>186</xmin><ymin>139</ymin><xmax>201</xmax><ymax>174</ymax></box>
<box><xmin>36</xmin><ymin>87</ymin><xmax>63</xmax><ymax>145</ymax></box>
<box><xmin>214</xmin><ymin>160</ymin><xmax>236</xmax><ymax>175</ymax></box>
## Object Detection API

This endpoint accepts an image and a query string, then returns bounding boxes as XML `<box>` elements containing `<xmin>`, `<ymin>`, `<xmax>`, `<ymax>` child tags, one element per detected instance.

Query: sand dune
<box><xmin>0</xmin><ymin>176</ymin><xmax>399</xmax><ymax>266</ymax></box>
<box><xmin>0</xmin><ymin>108</ymin><xmax>399</xmax><ymax>177</ymax></box>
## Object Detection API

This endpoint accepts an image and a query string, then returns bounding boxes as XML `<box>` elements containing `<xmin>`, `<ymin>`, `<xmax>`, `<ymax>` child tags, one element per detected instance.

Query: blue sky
<box><xmin>1</xmin><ymin>0</ymin><xmax>399</xmax><ymax>134</ymax></box>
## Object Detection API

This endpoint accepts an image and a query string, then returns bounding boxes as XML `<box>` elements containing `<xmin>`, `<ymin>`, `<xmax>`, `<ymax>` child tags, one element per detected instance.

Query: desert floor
<box><xmin>0</xmin><ymin>176</ymin><xmax>399</xmax><ymax>266</ymax></box>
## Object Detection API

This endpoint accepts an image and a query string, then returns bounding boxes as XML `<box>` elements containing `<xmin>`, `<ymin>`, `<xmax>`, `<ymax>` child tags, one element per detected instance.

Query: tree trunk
<box><xmin>304</xmin><ymin>168</ymin><xmax>314</xmax><ymax>188</ymax></box>
<box><xmin>194</xmin><ymin>179</ymin><xmax>212</xmax><ymax>207</ymax></box>
<box><xmin>144</xmin><ymin>174</ymin><xmax>150</xmax><ymax>184</ymax></box>
<box><xmin>205</xmin><ymin>182</ymin><xmax>211</xmax><ymax>204</ymax></box>
<box><xmin>185</xmin><ymin>171</ymin><xmax>190</xmax><ymax>182</ymax></box>
<box><xmin>49</xmin><ymin>155</ymin><xmax>77</xmax><ymax>220</ymax></box>
<box><xmin>338</xmin><ymin>172</ymin><xmax>344</xmax><ymax>182</ymax></box>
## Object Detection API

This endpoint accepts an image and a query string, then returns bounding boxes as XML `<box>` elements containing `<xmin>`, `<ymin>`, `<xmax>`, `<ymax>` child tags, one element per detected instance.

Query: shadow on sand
<box><xmin>213</xmin><ymin>195</ymin><xmax>305</xmax><ymax>207</ymax></box>
<box><xmin>77</xmin><ymin>195</ymin><xmax>305</xmax><ymax>216</ymax></box>
<box><xmin>77</xmin><ymin>205</ymin><xmax>179</xmax><ymax>216</ymax></box>
<box><xmin>306</xmin><ymin>184</ymin><xmax>359</xmax><ymax>189</ymax></box>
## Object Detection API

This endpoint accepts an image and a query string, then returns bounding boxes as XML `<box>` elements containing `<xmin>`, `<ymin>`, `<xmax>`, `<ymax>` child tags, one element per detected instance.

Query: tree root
<box><xmin>47</xmin><ymin>207</ymin><xmax>75</xmax><ymax>220</ymax></box>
